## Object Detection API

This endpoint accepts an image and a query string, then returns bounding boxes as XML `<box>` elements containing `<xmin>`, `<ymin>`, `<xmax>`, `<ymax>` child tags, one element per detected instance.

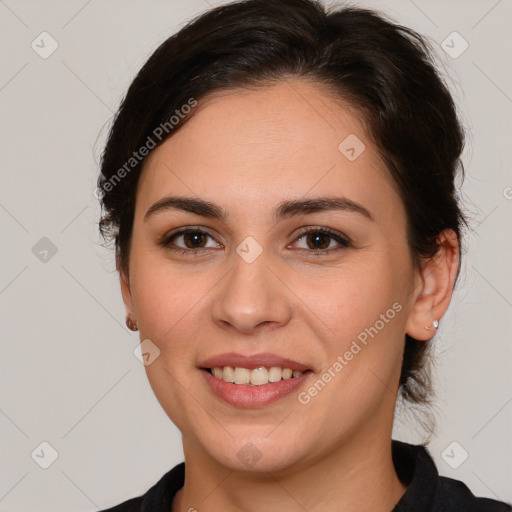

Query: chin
<box><xmin>202</xmin><ymin>432</ymin><xmax>309</xmax><ymax>474</ymax></box>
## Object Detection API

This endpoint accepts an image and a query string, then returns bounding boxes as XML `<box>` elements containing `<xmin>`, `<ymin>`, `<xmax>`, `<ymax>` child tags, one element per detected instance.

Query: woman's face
<box><xmin>122</xmin><ymin>80</ymin><xmax>421</xmax><ymax>472</ymax></box>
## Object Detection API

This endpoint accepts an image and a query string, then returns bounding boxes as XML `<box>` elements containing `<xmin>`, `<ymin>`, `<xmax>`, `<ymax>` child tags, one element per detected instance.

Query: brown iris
<box><xmin>183</xmin><ymin>231</ymin><xmax>208</xmax><ymax>248</ymax></box>
<box><xmin>306</xmin><ymin>232</ymin><xmax>330</xmax><ymax>249</ymax></box>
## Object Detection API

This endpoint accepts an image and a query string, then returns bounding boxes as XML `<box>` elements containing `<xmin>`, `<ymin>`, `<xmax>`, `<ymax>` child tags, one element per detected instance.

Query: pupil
<box><xmin>185</xmin><ymin>232</ymin><xmax>205</xmax><ymax>248</ymax></box>
<box><xmin>308</xmin><ymin>232</ymin><xmax>329</xmax><ymax>249</ymax></box>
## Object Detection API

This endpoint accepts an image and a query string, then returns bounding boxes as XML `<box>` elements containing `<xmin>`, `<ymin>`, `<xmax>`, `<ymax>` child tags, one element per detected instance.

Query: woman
<box><xmin>96</xmin><ymin>0</ymin><xmax>511</xmax><ymax>510</ymax></box>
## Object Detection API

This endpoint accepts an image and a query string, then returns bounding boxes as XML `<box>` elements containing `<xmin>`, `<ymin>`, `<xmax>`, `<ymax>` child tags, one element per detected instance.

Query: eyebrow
<box><xmin>144</xmin><ymin>195</ymin><xmax>373</xmax><ymax>222</ymax></box>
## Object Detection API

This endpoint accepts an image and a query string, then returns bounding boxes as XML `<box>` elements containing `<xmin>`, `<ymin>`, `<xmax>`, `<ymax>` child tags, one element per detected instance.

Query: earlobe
<box><xmin>405</xmin><ymin>229</ymin><xmax>460</xmax><ymax>341</ymax></box>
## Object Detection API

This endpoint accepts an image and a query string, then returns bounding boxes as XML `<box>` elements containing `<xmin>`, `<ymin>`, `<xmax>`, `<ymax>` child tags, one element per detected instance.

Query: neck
<box><xmin>173</xmin><ymin>427</ymin><xmax>406</xmax><ymax>512</ymax></box>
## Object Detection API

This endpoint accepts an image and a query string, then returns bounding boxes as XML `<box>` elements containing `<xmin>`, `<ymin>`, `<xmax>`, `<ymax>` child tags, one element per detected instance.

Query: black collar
<box><xmin>131</xmin><ymin>440</ymin><xmax>510</xmax><ymax>512</ymax></box>
<box><xmin>391</xmin><ymin>439</ymin><xmax>439</xmax><ymax>510</ymax></box>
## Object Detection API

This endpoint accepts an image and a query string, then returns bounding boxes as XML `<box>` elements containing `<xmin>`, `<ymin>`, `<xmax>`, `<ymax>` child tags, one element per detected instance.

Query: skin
<box><xmin>120</xmin><ymin>79</ymin><xmax>459</xmax><ymax>512</ymax></box>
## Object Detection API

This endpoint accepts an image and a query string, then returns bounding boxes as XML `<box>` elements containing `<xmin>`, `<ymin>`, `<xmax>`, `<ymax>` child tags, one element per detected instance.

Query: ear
<box><xmin>405</xmin><ymin>229</ymin><xmax>460</xmax><ymax>340</ymax></box>
<box><xmin>118</xmin><ymin>259</ymin><xmax>135</xmax><ymax>320</ymax></box>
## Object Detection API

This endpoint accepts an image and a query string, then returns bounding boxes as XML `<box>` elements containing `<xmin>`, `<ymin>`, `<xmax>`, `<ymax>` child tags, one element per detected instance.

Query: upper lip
<box><xmin>199</xmin><ymin>352</ymin><xmax>310</xmax><ymax>372</ymax></box>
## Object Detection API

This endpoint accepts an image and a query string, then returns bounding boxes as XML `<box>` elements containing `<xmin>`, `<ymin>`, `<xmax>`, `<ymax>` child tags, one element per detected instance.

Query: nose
<box><xmin>211</xmin><ymin>252</ymin><xmax>292</xmax><ymax>335</ymax></box>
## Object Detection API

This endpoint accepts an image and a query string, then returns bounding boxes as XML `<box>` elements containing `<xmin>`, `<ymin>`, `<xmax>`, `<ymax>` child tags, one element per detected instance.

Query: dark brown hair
<box><xmin>98</xmin><ymin>0</ymin><xmax>465</xmax><ymax>415</ymax></box>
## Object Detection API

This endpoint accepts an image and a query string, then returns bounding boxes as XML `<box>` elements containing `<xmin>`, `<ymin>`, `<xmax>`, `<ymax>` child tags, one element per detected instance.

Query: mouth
<box><xmin>199</xmin><ymin>353</ymin><xmax>313</xmax><ymax>407</ymax></box>
<box><xmin>204</xmin><ymin>366</ymin><xmax>308</xmax><ymax>386</ymax></box>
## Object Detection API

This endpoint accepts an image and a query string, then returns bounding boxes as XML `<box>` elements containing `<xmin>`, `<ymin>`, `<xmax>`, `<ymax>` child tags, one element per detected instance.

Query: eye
<box><xmin>161</xmin><ymin>228</ymin><xmax>221</xmax><ymax>254</ymax></box>
<box><xmin>292</xmin><ymin>227</ymin><xmax>351</xmax><ymax>253</ymax></box>
<box><xmin>159</xmin><ymin>226</ymin><xmax>351</xmax><ymax>256</ymax></box>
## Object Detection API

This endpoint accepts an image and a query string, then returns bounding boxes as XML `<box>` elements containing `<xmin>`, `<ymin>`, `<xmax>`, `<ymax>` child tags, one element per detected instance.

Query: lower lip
<box><xmin>201</xmin><ymin>369</ymin><xmax>311</xmax><ymax>408</ymax></box>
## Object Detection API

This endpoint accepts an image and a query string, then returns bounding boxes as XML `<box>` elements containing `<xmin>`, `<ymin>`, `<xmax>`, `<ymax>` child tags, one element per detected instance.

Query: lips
<box><xmin>199</xmin><ymin>352</ymin><xmax>312</xmax><ymax>408</ymax></box>
<box><xmin>199</xmin><ymin>352</ymin><xmax>310</xmax><ymax>372</ymax></box>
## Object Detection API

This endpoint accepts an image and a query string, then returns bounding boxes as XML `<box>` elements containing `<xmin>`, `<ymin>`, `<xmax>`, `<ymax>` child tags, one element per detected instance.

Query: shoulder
<box><xmin>99</xmin><ymin>462</ymin><xmax>185</xmax><ymax>512</ymax></box>
<box><xmin>391</xmin><ymin>440</ymin><xmax>511</xmax><ymax>512</ymax></box>
<box><xmin>434</xmin><ymin>475</ymin><xmax>511</xmax><ymax>512</ymax></box>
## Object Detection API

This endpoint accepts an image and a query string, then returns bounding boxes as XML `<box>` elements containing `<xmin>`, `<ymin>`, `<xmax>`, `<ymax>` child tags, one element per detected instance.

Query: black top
<box><xmin>100</xmin><ymin>440</ymin><xmax>511</xmax><ymax>511</ymax></box>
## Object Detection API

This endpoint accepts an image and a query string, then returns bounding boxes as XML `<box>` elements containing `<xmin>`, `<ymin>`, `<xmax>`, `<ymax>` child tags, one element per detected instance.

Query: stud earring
<box><xmin>425</xmin><ymin>319</ymin><xmax>439</xmax><ymax>330</ymax></box>
<box><xmin>126</xmin><ymin>318</ymin><xmax>139</xmax><ymax>331</ymax></box>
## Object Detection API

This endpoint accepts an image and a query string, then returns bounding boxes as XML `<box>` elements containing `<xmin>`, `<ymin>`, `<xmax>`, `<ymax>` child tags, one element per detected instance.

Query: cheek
<box><xmin>294</xmin><ymin>252</ymin><xmax>407</xmax><ymax>341</ymax></box>
<box><xmin>293</xmin><ymin>253</ymin><xmax>408</xmax><ymax>400</ymax></box>
<box><xmin>129</xmin><ymin>256</ymin><xmax>216</xmax><ymax>431</ymax></box>
<box><xmin>129</xmin><ymin>251</ymin><xmax>217</xmax><ymax>362</ymax></box>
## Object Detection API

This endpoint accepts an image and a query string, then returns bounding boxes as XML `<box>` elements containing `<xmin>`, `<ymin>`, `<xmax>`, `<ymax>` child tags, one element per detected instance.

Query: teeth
<box><xmin>234</xmin><ymin>367</ymin><xmax>250</xmax><ymax>385</ymax></box>
<box><xmin>222</xmin><ymin>366</ymin><xmax>235</xmax><ymax>383</ymax></box>
<box><xmin>268</xmin><ymin>366</ymin><xmax>282</xmax><ymax>382</ymax></box>
<box><xmin>250</xmin><ymin>367</ymin><xmax>269</xmax><ymax>385</ymax></box>
<box><xmin>212</xmin><ymin>367</ymin><xmax>223</xmax><ymax>379</ymax></box>
<box><xmin>282</xmin><ymin>368</ymin><xmax>293</xmax><ymax>379</ymax></box>
<box><xmin>210</xmin><ymin>366</ymin><xmax>304</xmax><ymax>386</ymax></box>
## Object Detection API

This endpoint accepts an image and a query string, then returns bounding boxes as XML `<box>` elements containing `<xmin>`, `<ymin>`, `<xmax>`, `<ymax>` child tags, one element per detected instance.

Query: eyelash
<box><xmin>159</xmin><ymin>226</ymin><xmax>352</xmax><ymax>256</ymax></box>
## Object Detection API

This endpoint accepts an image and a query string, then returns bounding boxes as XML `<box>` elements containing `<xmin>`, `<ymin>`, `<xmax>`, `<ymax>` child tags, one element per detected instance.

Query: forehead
<box><xmin>137</xmin><ymin>80</ymin><xmax>400</xmax><ymax>220</ymax></box>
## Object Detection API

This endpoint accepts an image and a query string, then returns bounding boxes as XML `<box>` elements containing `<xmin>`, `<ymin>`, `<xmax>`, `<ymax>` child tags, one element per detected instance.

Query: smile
<box><xmin>199</xmin><ymin>352</ymin><xmax>312</xmax><ymax>407</ymax></box>
<box><xmin>208</xmin><ymin>366</ymin><xmax>304</xmax><ymax>386</ymax></box>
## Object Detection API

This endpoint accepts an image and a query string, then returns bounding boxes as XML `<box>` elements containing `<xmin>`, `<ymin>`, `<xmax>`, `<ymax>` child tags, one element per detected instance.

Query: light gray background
<box><xmin>1</xmin><ymin>0</ymin><xmax>511</xmax><ymax>510</ymax></box>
